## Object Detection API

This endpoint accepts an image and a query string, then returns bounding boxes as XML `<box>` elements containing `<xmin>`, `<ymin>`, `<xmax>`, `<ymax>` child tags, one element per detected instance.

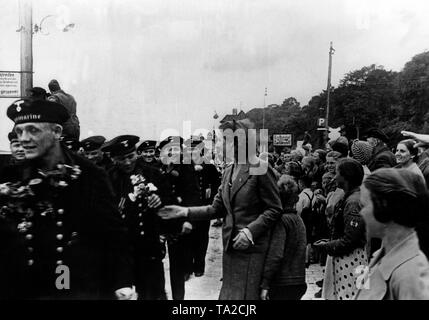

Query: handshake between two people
<box><xmin>157</xmin><ymin>205</ymin><xmax>253</xmax><ymax>250</ymax></box>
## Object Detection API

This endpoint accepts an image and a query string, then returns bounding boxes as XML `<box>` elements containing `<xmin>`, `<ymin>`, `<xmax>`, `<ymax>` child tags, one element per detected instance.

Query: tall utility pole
<box><xmin>262</xmin><ymin>87</ymin><xmax>267</xmax><ymax>129</ymax></box>
<box><xmin>19</xmin><ymin>0</ymin><xmax>33</xmax><ymax>98</ymax></box>
<box><xmin>325</xmin><ymin>42</ymin><xmax>335</xmax><ymax>144</ymax></box>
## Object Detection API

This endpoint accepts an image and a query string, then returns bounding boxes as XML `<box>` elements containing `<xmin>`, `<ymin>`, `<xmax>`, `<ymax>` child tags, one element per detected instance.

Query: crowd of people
<box><xmin>261</xmin><ymin>128</ymin><xmax>429</xmax><ymax>300</ymax></box>
<box><xmin>0</xmin><ymin>83</ymin><xmax>221</xmax><ymax>300</ymax></box>
<box><xmin>1</xmin><ymin>83</ymin><xmax>429</xmax><ymax>300</ymax></box>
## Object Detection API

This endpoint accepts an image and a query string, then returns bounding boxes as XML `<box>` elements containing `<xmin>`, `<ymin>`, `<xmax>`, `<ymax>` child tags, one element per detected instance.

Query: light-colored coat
<box><xmin>355</xmin><ymin>232</ymin><xmax>429</xmax><ymax>300</ymax></box>
<box><xmin>188</xmin><ymin>163</ymin><xmax>282</xmax><ymax>299</ymax></box>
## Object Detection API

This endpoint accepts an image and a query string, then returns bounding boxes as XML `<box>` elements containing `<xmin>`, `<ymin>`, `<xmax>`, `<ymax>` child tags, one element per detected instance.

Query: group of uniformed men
<box><xmin>0</xmin><ymin>98</ymin><xmax>221</xmax><ymax>300</ymax></box>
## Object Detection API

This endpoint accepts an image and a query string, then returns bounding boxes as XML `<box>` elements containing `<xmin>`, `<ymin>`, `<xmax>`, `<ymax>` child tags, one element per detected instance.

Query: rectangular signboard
<box><xmin>273</xmin><ymin>133</ymin><xmax>292</xmax><ymax>146</ymax></box>
<box><xmin>0</xmin><ymin>71</ymin><xmax>20</xmax><ymax>98</ymax></box>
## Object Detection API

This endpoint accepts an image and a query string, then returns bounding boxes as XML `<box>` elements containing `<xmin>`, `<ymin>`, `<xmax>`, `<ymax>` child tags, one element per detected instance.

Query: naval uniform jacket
<box><xmin>108</xmin><ymin>159</ymin><xmax>174</xmax><ymax>259</ymax></box>
<box><xmin>0</xmin><ymin>148</ymin><xmax>134</xmax><ymax>299</ymax></box>
<box><xmin>96</xmin><ymin>154</ymin><xmax>114</xmax><ymax>172</ymax></box>
<box><xmin>160</xmin><ymin>163</ymin><xmax>201</xmax><ymax>241</ymax></box>
<box><xmin>162</xmin><ymin>163</ymin><xmax>201</xmax><ymax>206</ymax></box>
<box><xmin>196</xmin><ymin>163</ymin><xmax>221</xmax><ymax>205</ymax></box>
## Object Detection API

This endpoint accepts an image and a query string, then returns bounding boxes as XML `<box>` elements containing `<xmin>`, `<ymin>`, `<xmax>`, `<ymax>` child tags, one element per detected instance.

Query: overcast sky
<box><xmin>1</xmin><ymin>0</ymin><xmax>429</xmax><ymax>150</ymax></box>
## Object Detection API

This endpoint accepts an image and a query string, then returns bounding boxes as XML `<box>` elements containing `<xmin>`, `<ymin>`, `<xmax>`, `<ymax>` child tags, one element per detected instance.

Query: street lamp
<box><xmin>15</xmin><ymin>0</ymin><xmax>76</xmax><ymax>98</ymax></box>
<box><xmin>33</xmin><ymin>14</ymin><xmax>75</xmax><ymax>35</ymax></box>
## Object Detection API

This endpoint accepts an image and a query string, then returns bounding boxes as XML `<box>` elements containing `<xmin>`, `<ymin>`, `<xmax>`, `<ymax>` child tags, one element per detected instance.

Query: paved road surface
<box><xmin>163</xmin><ymin>224</ymin><xmax>324</xmax><ymax>300</ymax></box>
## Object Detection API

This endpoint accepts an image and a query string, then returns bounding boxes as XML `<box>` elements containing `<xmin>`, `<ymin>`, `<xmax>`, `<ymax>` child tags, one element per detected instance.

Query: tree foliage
<box><xmin>244</xmin><ymin>51</ymin><xmax>429</xmax><ymax>148</ymax></box>
<box><xmin>399</xmin><ymin>51</ymin><xmax>429</xmax><ymax>126</ymax></box>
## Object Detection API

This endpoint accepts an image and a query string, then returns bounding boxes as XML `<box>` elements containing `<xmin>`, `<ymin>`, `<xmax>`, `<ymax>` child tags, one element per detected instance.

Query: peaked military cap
<box><xmin>101</xmin><ymin>135</ymin><xmax>139</xmax><ymax>157</ymax></box>
<box><xmin>137</xmin><ymin>140</ymin><xmax>157</xmax><ymax>153</ymax></box>
<box><xmin>80</xmin><ymin>136</ymin><xmax>106</xmax><ymax>152</ymax></box>
<box><xmin>158</xmin><ymin>136</ymin><xmax>184</xmax><ymax>151</ymax></box>
<box><xmin>8</xmin><ymin>131</ymin><xmax>18</xmax><ymax>143</ymax></box>
<box><xmin>184</xmin><ymin>138</ymin><xmax>204</xmax><ymax>149</ymax></box>
<box><xmin>7</xmin><ymin>99</ymin><xmax>69</xmax><ymax>125</ymax></box>
<box><xmin>61</xmin><ymin>135</ymin><xmax>81</xmax><ymax>152</ymax></box>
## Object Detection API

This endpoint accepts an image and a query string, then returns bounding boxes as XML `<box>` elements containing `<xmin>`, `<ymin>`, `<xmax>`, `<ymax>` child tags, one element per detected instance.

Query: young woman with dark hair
<box><xmin>314</xmin><ymin>158</ymin><xmax>367</xmax><ymax>300</ymax></box>
<box><xmin>395</xmin><ymin>139</ymin><xmax>425</xmax><ymax>183</ymax></box>
<box><xmin>356</xmin><ymin>168</ymin><xmax>429</xmax><ymax>299</ymax></box>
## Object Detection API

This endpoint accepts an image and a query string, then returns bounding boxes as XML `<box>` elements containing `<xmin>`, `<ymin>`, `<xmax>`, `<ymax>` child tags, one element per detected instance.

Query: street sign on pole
<box><xmin>0</xmin><ymin>71</ymin><xmax>21</xmax><ymax>98</ymax></box>
<box><xmin>273</xmin><ymin>134</ymin><xmax>293</xmax><ymax>146</ymax></box>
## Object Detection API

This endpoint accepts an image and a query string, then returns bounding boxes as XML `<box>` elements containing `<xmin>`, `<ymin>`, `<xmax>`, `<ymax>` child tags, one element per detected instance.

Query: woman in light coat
<box><xmin>158</xmin><ymin>119</ymin><xmax>282</xmax><ymax>300</ymax></box>
<box><xmin>356</xmin><ymin>168</ymin><xmax>429</xmax><ymax>300</ymax></box>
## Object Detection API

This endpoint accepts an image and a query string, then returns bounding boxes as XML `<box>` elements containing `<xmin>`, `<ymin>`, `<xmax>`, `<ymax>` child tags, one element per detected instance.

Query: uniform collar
<box><xmin>372</xmin><ymin>231</ymin><xmax>420</xmax><ymax>281</ymax></box>
<box><xmin>21</xmin><ymin>145</ymin><xmax>73</xmax><ymax>181</ymax></box>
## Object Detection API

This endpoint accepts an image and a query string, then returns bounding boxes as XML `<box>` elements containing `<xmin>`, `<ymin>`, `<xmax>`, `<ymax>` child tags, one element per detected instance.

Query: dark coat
<box><xmin>261</xmin><ymin>210</ymin><xmax>307</xmax><ymax>289</ymax></box>
<box><xmin>159</xmin><ymin>163</ymin><xmax>201</xmax><ymax>205</ymax></box>
<box><xmin>107</xmin><ymin>159</ymin><xmax>174</xmax><ymax>259</ymax></box>
<box><xmin>324</xmin><ymin>188</ymin><xmax>366</xmax><ymax>257</ymax></box>
<box><xmin>0</xmin><ymin>148</ymin><xmax>134</xmax><ymax>299</ymax></box>
<box><xmin>97</xmin><ymin>154</ymin><xmax>114</xmax><ymax>172</ymax></box>
<box><xmin>0</xmin><ymin>154</ymin><xmax>11</xmax><ymax>175</ymax></box>
<box><xmin>195</xmin><ymin>163</ymin><xmax>221</xmax><ymax>205</ymax></box>
<box><xmin>140</xmin><ymin>159</ymin><xmax>162</xmax><ymax>171</ymax></box>
<box><xmin>367</xmin><ymin>144</ymin><xmax>396</xmax><ymax>172</ymax></box>
<box><xmin>188</xmin><ymin>163</ymin><xmax>282</xmax><ymax>299</ymax></box>
<box><xmin>108</xmin><ymin>158</ymin><xmax>173</xmax><ymax>207</ymax></box>
<box><xmin>48</xmin><ymin>91</ymin><xmax>80</xmax><ymax>139</ymax></box>
<box><xmin>160</xmin><ymin>163</ymin><xmax>201</xmax><ymax>240</ymax></box>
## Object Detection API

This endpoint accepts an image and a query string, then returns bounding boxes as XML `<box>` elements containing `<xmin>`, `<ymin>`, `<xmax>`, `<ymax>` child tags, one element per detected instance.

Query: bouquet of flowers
<box><xmin>128</xmin><ymin>174</ymin><xmax>158</xmax><ymax>202</ymax></box>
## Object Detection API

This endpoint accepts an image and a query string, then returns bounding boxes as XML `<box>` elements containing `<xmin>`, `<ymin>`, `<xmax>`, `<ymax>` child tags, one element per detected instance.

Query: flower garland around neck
<box><xmin>0</xmin><ymin>164</ymin><xmax>82</xmax><ymax>224</ymax></box>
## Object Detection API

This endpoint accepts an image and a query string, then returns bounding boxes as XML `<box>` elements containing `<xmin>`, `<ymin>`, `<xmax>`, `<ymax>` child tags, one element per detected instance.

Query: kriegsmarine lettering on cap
<box><xmin>14</xmin><ymin>114</ymin><xmax>42</xmax><ymax>122</ymax></box>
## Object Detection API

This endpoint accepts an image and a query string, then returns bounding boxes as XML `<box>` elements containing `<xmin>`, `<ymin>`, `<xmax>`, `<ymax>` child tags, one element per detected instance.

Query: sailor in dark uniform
<box><xmin>0</xmin><ymin>99</ymin><xmax>135</xmax><ymax>300</ymax></box>
<box><xmin>158</xmin><ymin>136</ymin><xmax>201</xmax><ymax>299</ymax></box>
<box><xmin>80</xmin><ymin>135</ymin><xmax>113</xmax><ymax>171</ymax></box>
<box><xmin>60</xmin><ymin>135</ymin><xmax>81</xmax><ymax>153</ymax></box>
<box><xmin>183</xmin><ymin>138</ymin><xmax>221</xmax><ymax>276</ymax></box>
<box><xmin>8</xmin><ymin>131</ymin><xmax>26</xmax><ymax>164</ymax></box>
<box><xmin>137</xmin><ymin>140</ymin><xmax>161</xmax><ymax>170</ymax></box>
<box><xmin>103</xmin><ymin>135</ymin><xmax>172</xmax><ymax>300</ymax></box>
<box><xmin>0</xmin><ymin>131</ymin><xmax>26</xmax><ymax>177</ymax></box>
